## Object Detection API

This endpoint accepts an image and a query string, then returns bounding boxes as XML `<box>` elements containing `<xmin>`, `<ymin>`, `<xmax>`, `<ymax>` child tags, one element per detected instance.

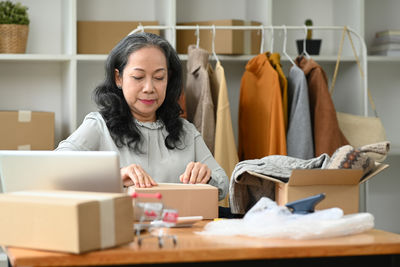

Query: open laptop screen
<box><xmin>0</xmin><ymin>150</ymin><xmax>123</xmax><ymax>193</ymax></box>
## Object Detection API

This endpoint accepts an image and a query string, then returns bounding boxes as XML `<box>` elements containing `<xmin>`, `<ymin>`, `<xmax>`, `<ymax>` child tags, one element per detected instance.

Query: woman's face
<box><xmin>115</xmin><ymin>46</ymin><xmax>168</xmax><ymax>122</ymax></box>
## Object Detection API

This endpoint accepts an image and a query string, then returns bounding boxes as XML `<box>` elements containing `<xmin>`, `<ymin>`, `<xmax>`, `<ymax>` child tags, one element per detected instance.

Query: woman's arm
<box><xmin>190</xmin><ymin>128</ymin><xmax>229</xmax><ymax>201</ymax></box>
<box><xmin>55</xmin><ymin>112</ymin><xmax>106</xmax><ymax>151</ymax></box>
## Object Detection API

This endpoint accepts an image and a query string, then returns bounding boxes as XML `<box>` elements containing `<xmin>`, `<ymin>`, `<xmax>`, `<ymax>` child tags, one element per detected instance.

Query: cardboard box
<box><xmin>0</xmin><ymin>111</ymin><xmax>54</xmax><ymax>150</ymax></box>
<box><xmin>176</xmin><ymin>19</ymin><xmax>261</xmax><ymax>55</ymax></box>
<box><xmin>247</xmin><ymin>163</ymin><xmax>389</xmax><ymax>214</ymax></box>
<box><xmin>0</xmin><ymin>190</ymin><xmax>133</xmax><ymax>254</ymax></box>
<box><xmin>77</xmin><ymin>21</ymin><xmax>160</xmax><ymax>54</ymax></box>
<box><xmin>127</xmin><ymin>183</ymin><xmax>218</xmax><ymax>220</ymax></box>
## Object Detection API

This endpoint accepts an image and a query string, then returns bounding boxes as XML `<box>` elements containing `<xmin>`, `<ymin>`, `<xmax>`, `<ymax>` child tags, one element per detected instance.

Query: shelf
<box><xmin>367</xmin><ymin>56</ymin><xmax>400</xmax><ymax>63</ymax></box>
<box><xmin>0</xmin><ymin>54</ymin><xmax>70</xmax><ymax>62</ymax></box>
<box><xmin>2</xmin><ymin>54</ymin><xmax>398</xmax><ymax>64</ymax></box>
<box><xmin>75</xmin><ymin>54</ymin><xmax>108</xmax><ymax>62</ymax></box>
<box><xmin>178</xmin><ymin>54</ymin><xmax>358</xmax><ymax>62</ymax></box>
<box><xmin>0</xmin><ymin>54</ymin><xmax>365</xmax><ymax>63</ymax></box>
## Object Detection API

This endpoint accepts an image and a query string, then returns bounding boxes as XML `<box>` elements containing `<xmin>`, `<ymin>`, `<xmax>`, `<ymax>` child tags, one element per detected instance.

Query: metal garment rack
<box><xmin>131</xmin><ymin>24</ymin><xmax>370</xmax><ymax>212</ymax></box>
<box><xmin>130</xmin><ymin>25</ymin><xmax>368</xmax><ymax>117</ymax></box>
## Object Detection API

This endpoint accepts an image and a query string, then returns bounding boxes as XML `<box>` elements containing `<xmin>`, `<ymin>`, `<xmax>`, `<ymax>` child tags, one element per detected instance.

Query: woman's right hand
<box><xmin>120</xmin><ymin>164</ymin><xmax>158</xmax><ymax>188</ymax></box>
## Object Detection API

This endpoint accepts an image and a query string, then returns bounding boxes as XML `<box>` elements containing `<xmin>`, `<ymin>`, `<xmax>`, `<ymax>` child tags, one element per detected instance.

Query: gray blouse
<box><xmin>56</xmin><ymin>112</ymin><xmax>228</xmax><ymax>200</ymax></box>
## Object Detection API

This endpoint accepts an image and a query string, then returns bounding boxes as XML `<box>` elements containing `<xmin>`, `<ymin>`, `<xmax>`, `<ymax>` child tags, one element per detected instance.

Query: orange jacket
<box><xmin>238</xmin><ymin>53</ymin><xmax>287</xmax><ymax>160</ymax></box>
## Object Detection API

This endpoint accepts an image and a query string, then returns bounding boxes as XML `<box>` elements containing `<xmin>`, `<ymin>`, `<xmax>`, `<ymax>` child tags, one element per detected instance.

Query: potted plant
<box><xmin>0</xmin><ymin>0</ymin><xmax>30</xmax><ymax>53</ymax></box>
<box><xmin>296</xmin><ymin>19</ymin><xmax>322</xmax><ymax>55</ymax></box>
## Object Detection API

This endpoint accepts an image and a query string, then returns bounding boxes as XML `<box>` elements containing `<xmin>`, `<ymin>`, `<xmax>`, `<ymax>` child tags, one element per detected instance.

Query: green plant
<box><xmin>305</xmin><ymin>19</ymin><xmax>313</xmax><ymax>39</ymax></box>
<box><xmin>0</xmin><ymin>1</ymin><xmax>29</xmax><ymax>25</ymax></box>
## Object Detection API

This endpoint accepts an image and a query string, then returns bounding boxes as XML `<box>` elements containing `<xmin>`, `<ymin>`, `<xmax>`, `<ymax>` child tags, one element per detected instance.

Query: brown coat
<box><xmin>185</xmin><ymin>45</ymin><xmax>215</xmax><ymax>152</ymax></box>
<box><xmin>296</xmin><ymin>57</ymin><xmax>349</xmax><ymax>156</ymax></box>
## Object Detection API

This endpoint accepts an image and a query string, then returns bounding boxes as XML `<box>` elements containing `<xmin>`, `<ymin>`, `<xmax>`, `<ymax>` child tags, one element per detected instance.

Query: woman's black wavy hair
<box><xmin>93</xmin><ymin>32</ymin><xmax>184</xmax><ymax>152</ymax></box>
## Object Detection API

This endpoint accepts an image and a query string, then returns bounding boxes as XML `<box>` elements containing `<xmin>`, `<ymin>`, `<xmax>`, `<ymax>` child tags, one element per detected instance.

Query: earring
<box><xmin>117</xmin><ymin>85</ymin><xmax>122</xmax><ymax>90</ymax></box>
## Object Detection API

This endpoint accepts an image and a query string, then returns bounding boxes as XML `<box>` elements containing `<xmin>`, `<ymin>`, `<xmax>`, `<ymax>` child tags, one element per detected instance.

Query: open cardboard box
<box><xmin>127</xmin><ymin>183</ymin><xmax>218</xmax><ymax>220</ymax></box>
<box><xmin>247</xmin><ymin>163</ymin><xmax>389</xmax><ymax>214</ymax></box>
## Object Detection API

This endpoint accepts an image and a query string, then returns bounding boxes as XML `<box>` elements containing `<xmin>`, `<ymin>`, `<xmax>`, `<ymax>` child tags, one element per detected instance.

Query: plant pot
<box><xmin>296</xmin><ymin>39</ymin><xmax>322</xmax><ymax>55</ymax></box>
<box><xmin>0</xmin><ymin>24</ymin><xmax>29</xmax><ymax>53</ymax></box>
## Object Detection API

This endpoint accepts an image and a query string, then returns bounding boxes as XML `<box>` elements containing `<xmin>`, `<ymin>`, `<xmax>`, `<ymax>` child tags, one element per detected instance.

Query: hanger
<box><xmin>302</xmin><ymin>25</ymin><xmax>311</xmax><ymax>59</ymax></box>
<box><xmin>269</xmin><ymin>25</ymin><xmax>274</xmax><ymax>53</ymax></box>
<box><xmin>195</xmin><ymin>25</ymin><xmax>200</xmax><ymax>48</ymax></box>
<box><xmin>259</xmin><ymin>25</ymin><xmax>265</xmax><ymax>54</ymax></box>
<box><xmin>138</xmin><ymin>23</ymin><xmax>145</xmax><ymax>33</ymax></box>
<box><xmin>282</xmin><ymin>25</ymin><xmax>295</xmax><ymax>66</ymax></box>
<box><xmin>211</xmin><ymin>25</ymin><xmax>220</xmax><ymax>62</ymax></box>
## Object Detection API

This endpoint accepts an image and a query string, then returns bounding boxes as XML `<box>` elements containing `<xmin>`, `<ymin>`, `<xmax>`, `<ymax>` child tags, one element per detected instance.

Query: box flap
<box><xmin>360</xmin><ymin>163</ymin><xmax>389</xmax><ymax>184</ymax></box>
<box><xmin>132</xmin><ymin>183</ymin><xmax>217</xmax><ymax>191</ymax></box>
<box><xmin>289</xmin><ymin>169</ymin><xmax>363</xmax><ymax>186</ymax></box>
<box><xmin>246</xmin><ymin>171</ymin><xmax>287</xmax><ymax>184</ymax></box>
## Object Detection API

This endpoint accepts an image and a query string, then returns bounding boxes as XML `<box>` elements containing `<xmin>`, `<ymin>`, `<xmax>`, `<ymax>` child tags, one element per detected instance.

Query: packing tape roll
<box><xmin>11</xmin><ymin>191</ymin><xmax>116</xmax><ymax>249</ymax></box>
<box><xmin>18</xmin><ymin>110</ymin><xmax>32</xmax><ymax>122</ymax></box>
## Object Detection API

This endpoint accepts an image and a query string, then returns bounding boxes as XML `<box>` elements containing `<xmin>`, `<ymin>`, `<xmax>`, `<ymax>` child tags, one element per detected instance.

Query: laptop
<box><xmin>0</xmin><ymin>150</ymin><xmax>123</xmax><ymax>193</ymax></box>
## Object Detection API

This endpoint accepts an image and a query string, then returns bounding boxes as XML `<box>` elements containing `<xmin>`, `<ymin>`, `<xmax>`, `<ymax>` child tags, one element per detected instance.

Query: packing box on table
<box><xmin>77</xmin><ymin>21</ymin><xmax>160</xmax><ymax>54</ymax></box>
<box><xmin>176</xmin><ymin>19</ymin><xmax>261</xmax><ymax>55</ymax></box>
<box><xmin>0</xmin><ymin>111</ymin><xmax>54</xmax><ymax>150</ymax></box>
<box><xmin>0</xmin><ymin>190</ymin><xmax>133</xmax><ymax>254</ymax></box>
<box><xmin>128</xmin><ymin>183</ymin><xmax>218</xmax><ymax>220</ymax></box>
<box><xmin>247</xmin><ymin>163</ymin><xmax>389</xmax><ymax>214</ymax></box>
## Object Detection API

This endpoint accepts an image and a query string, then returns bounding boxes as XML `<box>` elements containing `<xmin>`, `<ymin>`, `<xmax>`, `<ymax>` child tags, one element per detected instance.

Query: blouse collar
<box><xmin>134</xmin><ymin>118</ymin><xmax>164</xmax><ymax>130</ymax></box>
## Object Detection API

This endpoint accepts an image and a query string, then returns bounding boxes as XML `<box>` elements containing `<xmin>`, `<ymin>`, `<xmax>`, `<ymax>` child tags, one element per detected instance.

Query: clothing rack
<box><xmin>129</xmin><ymin>25</ymin><xmax>368</xmax><ymax>118</ymax></box>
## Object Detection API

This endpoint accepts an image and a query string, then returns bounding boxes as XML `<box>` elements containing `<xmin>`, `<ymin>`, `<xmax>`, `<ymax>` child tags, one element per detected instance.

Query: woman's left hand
<box><xmin>179</xmin><ymin>161</ymin><xmax>211</xmax><ymax>184</ymax></box>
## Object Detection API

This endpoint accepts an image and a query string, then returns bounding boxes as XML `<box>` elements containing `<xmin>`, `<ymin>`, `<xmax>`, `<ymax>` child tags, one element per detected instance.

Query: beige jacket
<box><xmin>185</xmin><ymin>45</ymin><xmax>215</xmax><ymax>152</ymax></box>
<box><xmin>209</xmin><ymin>61</ymin><xmax>239</xmax><ymax>207</ymax></box>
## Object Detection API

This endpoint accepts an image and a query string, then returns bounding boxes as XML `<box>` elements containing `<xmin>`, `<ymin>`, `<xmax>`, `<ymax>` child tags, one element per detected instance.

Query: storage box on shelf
<box><xmin>77</xmin><ymin>21</ymin><xmax>160</xmax><ymax>54</ymax></box>
<box><xmin>0</xmin><ymin>111</ymin><xmax>54</xmax><ymax>150</ymax></box>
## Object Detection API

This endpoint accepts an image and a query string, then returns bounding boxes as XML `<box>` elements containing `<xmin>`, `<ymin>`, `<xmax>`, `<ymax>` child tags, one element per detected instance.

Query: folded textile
<box><xmin>326</xmin><ymin>141</ymin><xmax>390</xmax><ymax>176</ymax></box>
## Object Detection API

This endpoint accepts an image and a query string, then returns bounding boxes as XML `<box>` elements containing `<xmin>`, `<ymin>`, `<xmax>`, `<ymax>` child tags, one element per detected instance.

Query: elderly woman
<box><xmin>56</xmin><ymin>32</ymin><xmax>228</xmax><ymax>201</ymax></box>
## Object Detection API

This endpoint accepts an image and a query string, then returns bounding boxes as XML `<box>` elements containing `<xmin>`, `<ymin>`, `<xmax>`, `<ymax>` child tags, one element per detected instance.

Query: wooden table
<box><xmin>5</xmin><ymin>221</ymin><xmax>400</xmax><ymax>266</ymax></box>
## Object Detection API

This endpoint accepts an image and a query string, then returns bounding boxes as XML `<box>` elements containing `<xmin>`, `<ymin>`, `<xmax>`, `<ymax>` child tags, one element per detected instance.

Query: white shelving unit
<box><xmin>0</xmin><ymin>0</ymin><xmax>399</xmax><ymax>233</ymax></box>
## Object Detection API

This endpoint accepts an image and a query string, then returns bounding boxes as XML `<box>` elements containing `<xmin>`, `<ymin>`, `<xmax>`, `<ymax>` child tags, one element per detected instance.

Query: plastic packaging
<box><xmin>198</xmin><ymin>197</ymin><xmax>374</xmax><ymax>239</ymax></box>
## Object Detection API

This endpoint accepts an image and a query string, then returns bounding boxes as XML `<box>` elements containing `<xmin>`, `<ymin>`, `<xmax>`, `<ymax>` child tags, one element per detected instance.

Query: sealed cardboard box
<box><xmin>176</xmin><ymin>19</ymin><xmax>261</xmax><ymax>55</ymax></box>
<box><xmin>77</xmin><ymin>21</ymin><xmax>160</xmax><ymax>54</ymax></box>
<box><xmin>127</xmin><ymin>183</ymin><xmax>218</xmax><ymax>220</ymax></box>
<box><xmin>247</xmin><ymin>163</ymin><xmax>389</xmax><ymax>214</ymax></box>
<box><xmin>0</xmin><ymin>111</ymin><xmax>54</xmax><ymax>150</ymax></box>
<box><xmin>0</xmin><ymin>190</ymin><xmax>133</xmax><ymax>254</ymax></box>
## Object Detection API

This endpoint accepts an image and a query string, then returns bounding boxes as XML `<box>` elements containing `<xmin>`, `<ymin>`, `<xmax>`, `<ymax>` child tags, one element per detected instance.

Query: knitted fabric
<box><xmin>326</xmin><ymin>141</ymin><xmax>390</xmax><ymax>176</ymax></box>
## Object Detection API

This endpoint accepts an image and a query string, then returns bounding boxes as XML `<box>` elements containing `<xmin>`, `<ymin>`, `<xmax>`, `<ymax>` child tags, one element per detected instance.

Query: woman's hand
<box><xmin>120</xmin><ymin>164</ymin><xmax>158</xmax><ymax>188</ymax></box>
<box><xmin>179</xmin><ymin>161</ymin><xmax>211</xmax><ymax>184</ymax></box>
